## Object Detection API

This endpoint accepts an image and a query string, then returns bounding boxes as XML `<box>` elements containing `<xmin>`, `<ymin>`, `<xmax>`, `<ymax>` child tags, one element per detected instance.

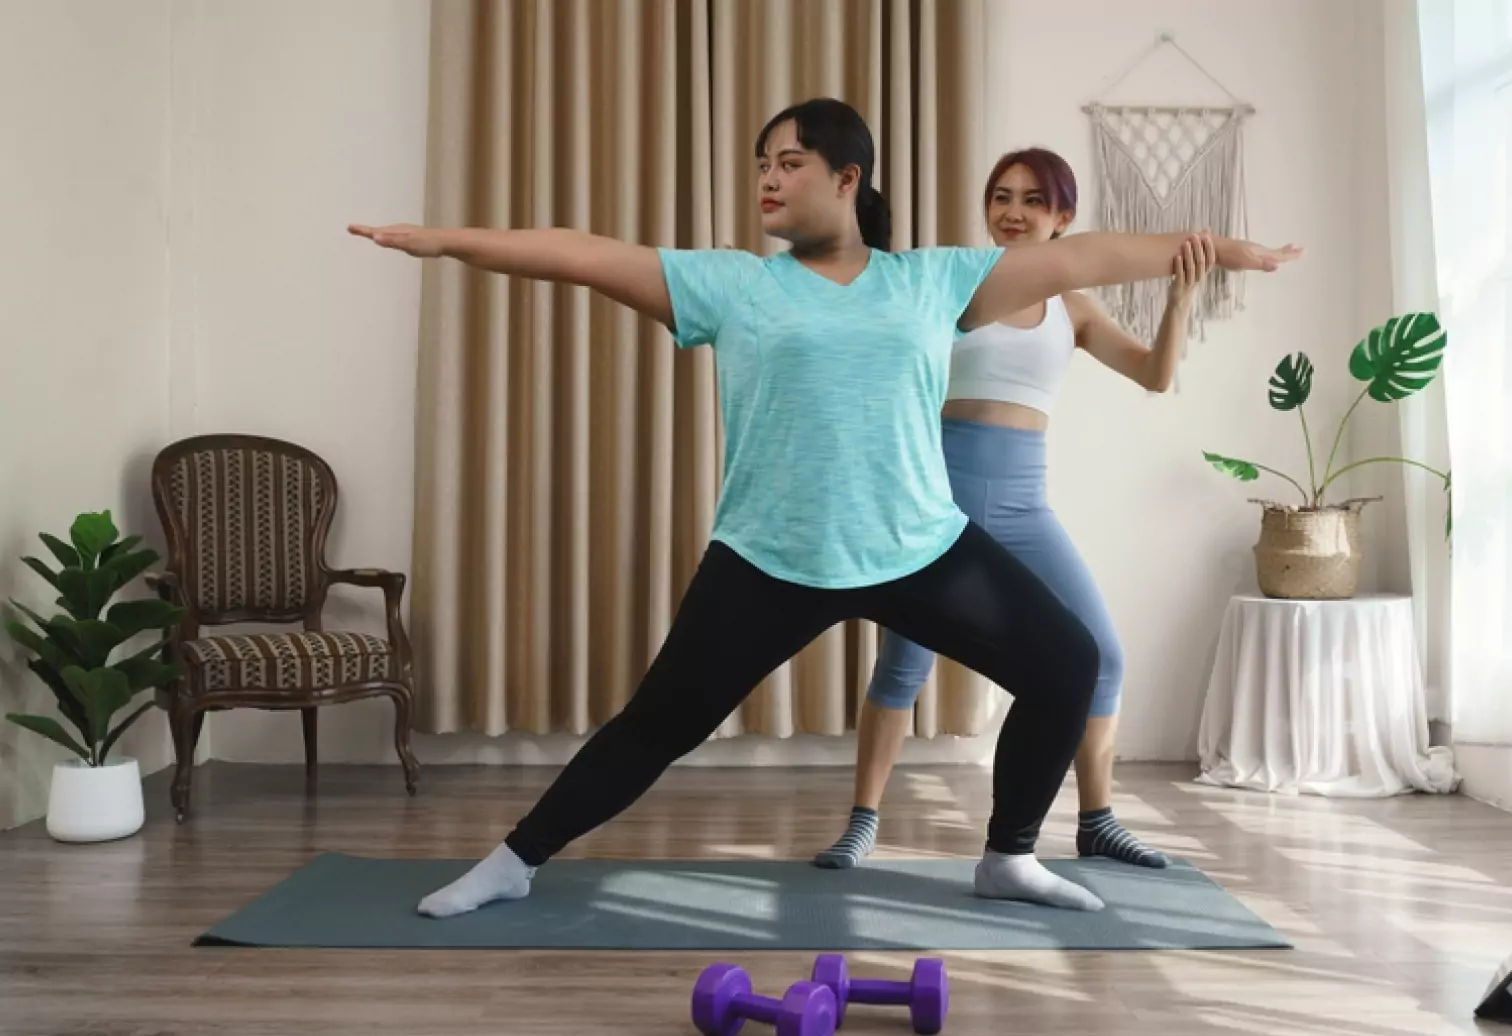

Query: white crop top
<box><xmin>946</xmin><ymin>295</ymin><xmax>1076</xmax><ymax>414</ymax></box>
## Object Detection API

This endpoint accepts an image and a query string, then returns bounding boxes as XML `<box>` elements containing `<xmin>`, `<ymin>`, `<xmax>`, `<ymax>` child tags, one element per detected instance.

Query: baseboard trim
<box><xmin>1455</xmin><ymin>743</ymin><xmax>1512</xmax><ymax>811</ymax></box>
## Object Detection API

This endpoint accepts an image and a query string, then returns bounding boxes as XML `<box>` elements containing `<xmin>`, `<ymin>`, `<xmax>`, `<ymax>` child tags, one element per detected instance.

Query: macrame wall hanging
<box><xmin>1084</xmin><ymin>34</ymin><xmax>1254</xmax><ymax>355</ymax></box>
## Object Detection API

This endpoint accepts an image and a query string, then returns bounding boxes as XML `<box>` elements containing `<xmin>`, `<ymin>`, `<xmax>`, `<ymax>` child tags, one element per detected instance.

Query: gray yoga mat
<box><xmin>195</xmin><ymin>852</ymin><xmax>1290</xmax><ymax>951</ymax></box>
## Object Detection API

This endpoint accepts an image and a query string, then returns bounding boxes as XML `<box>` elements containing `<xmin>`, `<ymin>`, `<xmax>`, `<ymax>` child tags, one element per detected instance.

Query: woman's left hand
<box><xmin>1170</xmin><ymin>232</ymin><xmax>1215</xmax><ymax>306</ymax></box>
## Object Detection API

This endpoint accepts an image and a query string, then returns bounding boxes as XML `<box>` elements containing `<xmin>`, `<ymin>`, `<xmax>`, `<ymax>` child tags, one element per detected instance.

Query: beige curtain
<box><xmin>414</xmin><ymin>0</ymin><xmax>994</xmax><ymax>741</ymax></box>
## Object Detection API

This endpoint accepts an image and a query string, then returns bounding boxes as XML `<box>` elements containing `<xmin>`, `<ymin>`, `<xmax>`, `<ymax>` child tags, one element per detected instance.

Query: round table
<box><xmin>1195</xmin><ymin>593</ymin><xmax>1458</xmax><ymax>797</ymax></box>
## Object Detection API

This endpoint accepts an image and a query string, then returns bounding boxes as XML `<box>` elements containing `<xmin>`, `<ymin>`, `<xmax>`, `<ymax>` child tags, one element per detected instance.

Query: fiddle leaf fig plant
<box><xmin>1204</xmin><ymin>312</ymin><xmax>1452</xmax><ymax>537</ymax></box>
<box><xmin>4</xmin><ymin>511</ymin><xmax>186</xmax><ymax>766</ymax></box>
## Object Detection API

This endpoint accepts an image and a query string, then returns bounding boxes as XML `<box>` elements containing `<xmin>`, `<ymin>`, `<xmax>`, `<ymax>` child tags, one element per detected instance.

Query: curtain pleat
<box><xmin>414</xmin><ymin>0</ymin><xmax>993</xmax><ymax>741</ymax></box>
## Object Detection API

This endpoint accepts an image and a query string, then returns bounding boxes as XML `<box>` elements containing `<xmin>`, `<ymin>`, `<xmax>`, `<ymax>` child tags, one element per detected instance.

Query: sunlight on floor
<box><xmin>1174</xmin><ymin>781</ymin><xmax>1344</xmax><ymax>803</ymax></box>
<box><xmin>1102</xmin><ymin>788</ymin><xmax>1180</xmax><ymax>828</ymax></box>
<box><xmin>599</xmin><ymin>875</ymin><xmax>778</xmax><ymax>922</ymax></box>
<box><xmin>903</xmin><ymin>772</ymin><xmax>962</xmax><ymax>804</ymax></box>
<box><xmin>588</xmin><ymin>900</ymin><xmax>776</xmax><ymax>940</ymax></box>
<box><xmin>1141</xmin><ymin>830</ymin><xmax>1223</xmax><ymax>859</ymax></box>
<box><xmin>1181</xmin><ymin>1003</ymin><xmax>1468</xmax><ymax>1036</ymax></box>
<box><xmin>1155</xmin><ymin>948</ymin><xmax>1395</xmax><ymax>985</ymax></box>
<box><xmin>1339</xmin><ymin>885</ymin><xmax>1512</xmax><ymax>916</ymax></box>
<box><xmin>704</xmin><ymin>843</ymin><xmax>779</xmax><ymax>859</ymax></box>
<box><xmin>1380</xmin><ymin>915</ymin><xmax>1512</xmax><ymax>965</ymax></box>
<box><xmin>925</xmin><ymin>960</ymin><xmax>1106</xmax><ymax>1003</ymax></box>
<box><xmin>848</xmin><ymin>948</ymin><xmax>1107</xmax><ymax>1004</ymax></box>
<box><xmin>1201</xmin><ymin>802</ymin><xmax>1434</xmax><ymax>854</ymax></box>
<box><xmin>1149</xmin><ymin>956</ymin><xmax>1469</xmax><ymax>1036</ymax></box>
<box><xmin>922</xmin><ymin>807</ymin><xmax>974</xmax><ymax>829</ymax></box>
<box><xmin>843</xmin><ymin>892</ymin><xmax>1052</xmax><ymax>929</ymax></box>
<box><xmin>1217</xmin><ymin>891</ymin><xmax>1356</xmax><ymax>957</ymax></box>
<box><xmin>1276</xmin><ymin>847</ymin><xmax>1500</xmax><ymax>886</ymax></box>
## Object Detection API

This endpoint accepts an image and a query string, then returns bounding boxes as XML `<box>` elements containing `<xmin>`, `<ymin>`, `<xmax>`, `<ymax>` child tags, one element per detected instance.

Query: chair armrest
<box><xmin>144</xmin><ymin>571</ymin><xmax>188</xmax><ymax>661</ymax></box>
<box><xmin>325</xmin><ymin>568</ymin><xmax>412</xmax><ymax>673</ymax></box>
<box><xmin>326</xmin><ymin>568</ymin><xmax>405</xmax><ymax>592</ymax></box>
<box><xmin>145</xmin><ymin>570</ymin><xmax>182</xmax><ymax>600</ymax></box>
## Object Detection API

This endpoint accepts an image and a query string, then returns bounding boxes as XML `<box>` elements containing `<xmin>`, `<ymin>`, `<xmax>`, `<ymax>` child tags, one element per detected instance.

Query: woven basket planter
<box><xmin>1250</xmin><ymin>498</ymin><xmax>1378</xmax><ymax>600</ymax></box>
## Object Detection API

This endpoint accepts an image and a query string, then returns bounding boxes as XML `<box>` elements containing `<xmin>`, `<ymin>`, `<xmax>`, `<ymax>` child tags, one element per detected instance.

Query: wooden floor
<box><xmin>2</xmin><ymin>760</ymin><xmax>1510</xmax><ymax>1035</ymax></box>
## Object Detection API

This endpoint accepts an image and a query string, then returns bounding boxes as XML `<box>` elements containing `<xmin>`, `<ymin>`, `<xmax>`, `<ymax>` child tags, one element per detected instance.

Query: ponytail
<box><xmin>755</xmin><ymin>99</ymin><xmax>892</xmax><ymax>251</ymax></box>
<box><xmin>857</xmin><ymin>184</ymin><xmax>892</xmax><ymax>251</ymax></box>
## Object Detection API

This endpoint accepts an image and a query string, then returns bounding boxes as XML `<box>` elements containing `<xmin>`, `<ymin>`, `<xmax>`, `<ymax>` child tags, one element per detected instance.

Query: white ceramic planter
<box><xmin>46</xmin><ymin>757</ymin><xmax>145</xmax><ymax>843</ymax></box>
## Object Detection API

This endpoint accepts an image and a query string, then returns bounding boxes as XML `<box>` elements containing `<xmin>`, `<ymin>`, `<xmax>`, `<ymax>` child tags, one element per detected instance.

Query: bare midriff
<box><xmin>943</xmin><ymin>301</ymin><xmax>1054</xmax><ymax>431</ymax></box>
<box><xmin>940</xmin><ymin>398</ymin><xmax>1049</xmax><ymax>431</ymax></box>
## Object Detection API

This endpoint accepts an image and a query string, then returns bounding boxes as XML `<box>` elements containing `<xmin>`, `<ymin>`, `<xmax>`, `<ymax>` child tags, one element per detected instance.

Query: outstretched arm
<box><xmin>1070</xmin><ymin>233</ymin><xmax>1213</xmax><ymax>392</ymax></box>
<box><xmin>960</xmin><ymin>230</ymin><xmax>1298</xmax><ymax>331</ymax></box>
<box><xmin>349</xmin><ymin>224</ymin><xmax>675</xmax><ymax>330</ymax></box>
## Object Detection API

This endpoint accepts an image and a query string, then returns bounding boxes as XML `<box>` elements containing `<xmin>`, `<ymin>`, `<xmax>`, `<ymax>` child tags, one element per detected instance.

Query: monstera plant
<box><xmin>4</xmin><ymin>511</ymin><xmax>185</xmax><ymax>841</ymax></box>
<box><xmin>1202</xmin><ymin>312</ymin><xmax>1450</xmax><ymax>598</ymax></box>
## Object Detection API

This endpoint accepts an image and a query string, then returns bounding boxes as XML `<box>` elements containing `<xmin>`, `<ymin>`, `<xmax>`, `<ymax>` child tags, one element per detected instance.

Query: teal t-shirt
<box><xmin>659</xmin><ymin>245</ymin><xmax>1005</xmax><ymax>590</ymax></box>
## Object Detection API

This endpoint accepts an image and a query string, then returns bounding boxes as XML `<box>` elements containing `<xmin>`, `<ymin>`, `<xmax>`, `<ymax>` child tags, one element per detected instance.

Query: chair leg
<box><xmin>301</xmin><ymin>707</ymin><xmax>318</xmax><ymax>784</ymax></box>
<box><xmin>385</xmin><ymin>686</ymin><xmax>420</xmax><ymax>795</ymax></box>
<box><xmin>170</xmin><ymin>705</ymin><xmax>198</xmax><ymax>823</ymax></box>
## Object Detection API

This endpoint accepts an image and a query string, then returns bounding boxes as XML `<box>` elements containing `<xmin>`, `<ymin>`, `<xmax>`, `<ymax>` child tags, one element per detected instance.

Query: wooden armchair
<box><xmin>149</xmin><ymin>433</ymin><xmax>420</xmax><ymax>821</ymax></box>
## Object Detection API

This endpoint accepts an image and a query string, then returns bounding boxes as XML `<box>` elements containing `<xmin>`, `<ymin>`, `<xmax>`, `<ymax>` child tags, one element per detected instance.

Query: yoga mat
<box><xmin>196</xmin><ymin>853</ymin><xmax>1289</xmax><ymax>951</ymax></box>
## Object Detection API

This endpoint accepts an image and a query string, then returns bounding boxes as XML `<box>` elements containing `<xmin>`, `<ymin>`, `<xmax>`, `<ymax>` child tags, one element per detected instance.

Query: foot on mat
<box><xmin>974</xmin><ymin>851</ymin><xmax>1105</xmax><ymax>911</ymax></box>
<box><xmin>812</xmin><ymin>806</ymin><xmax>880</xmax><ymax>869</ymax></box>
<box><xmin>1077</xmin><ymin>807</ymin><xmax>1168</xmax><ymax>868</ymax></box>
<box><xmin>417</xmin><ymin>842</ymin><xmax>535</xmax><ymax>918</ymax></box>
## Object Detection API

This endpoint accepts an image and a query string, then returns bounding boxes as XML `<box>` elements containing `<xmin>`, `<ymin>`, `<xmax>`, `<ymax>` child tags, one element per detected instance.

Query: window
<box><xmin>1421</xmin><ymin>0</ymin><xmax>1512</xmax><ymax>745</ymax></box>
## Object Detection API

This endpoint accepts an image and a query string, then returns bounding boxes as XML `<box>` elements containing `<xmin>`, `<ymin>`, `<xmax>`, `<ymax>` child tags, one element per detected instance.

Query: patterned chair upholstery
<box><xmin>150</xmin><ymin>434</ymin><xmax>420</xmax><ymax>821</ymax></box>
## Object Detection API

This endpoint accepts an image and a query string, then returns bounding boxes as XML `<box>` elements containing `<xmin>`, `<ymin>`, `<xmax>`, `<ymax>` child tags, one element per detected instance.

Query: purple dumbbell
<box><xmin>692</xmin><ymin>962</ymin><xmax>838</xmax><ymax>1036</ymax></box>
<box><xmin>809</xmin><ymin>954</ymin><xmax>948</xmax><ymax>1034</ymax></box>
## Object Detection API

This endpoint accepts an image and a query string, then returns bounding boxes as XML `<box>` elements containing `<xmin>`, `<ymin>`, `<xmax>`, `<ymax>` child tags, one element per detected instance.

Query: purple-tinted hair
<box><xmin>983</xmin><ymin>148</ymin><xmax>1078</xmax><ymax>235</ymax></box>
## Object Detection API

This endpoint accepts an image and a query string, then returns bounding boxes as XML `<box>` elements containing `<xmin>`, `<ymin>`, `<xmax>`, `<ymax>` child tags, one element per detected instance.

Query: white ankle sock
<box><xmin>973</xmin><ymin>851</ymin><xmax>1104</xmax><ymax>911</ymax></box>
<box><xmin>417</xmin><ymin>842</ymin><xmax>535</xmax><ymax>918</ymax></box>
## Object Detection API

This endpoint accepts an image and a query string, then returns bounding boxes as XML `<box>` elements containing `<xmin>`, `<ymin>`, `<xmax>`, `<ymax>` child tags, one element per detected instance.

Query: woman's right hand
<box><xmin>348</xmin><ymin>223</ymin><xmax>448</xmax><ymax>258</ymax></box>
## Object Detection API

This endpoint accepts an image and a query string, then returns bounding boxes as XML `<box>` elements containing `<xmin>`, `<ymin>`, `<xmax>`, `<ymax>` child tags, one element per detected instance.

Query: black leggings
<box><xmin>505</xmin><ymin>521</ymin><xmax>1100</xmax><ymax>865</ymax></box>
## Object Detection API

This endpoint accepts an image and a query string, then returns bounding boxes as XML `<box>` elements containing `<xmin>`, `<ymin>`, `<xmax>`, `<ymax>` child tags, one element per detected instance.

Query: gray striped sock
<box><xmin>1076</xmin><ymin>807</ymin><xmax>1167</xmax><ymax>868</ymax></box>
<box><xmin>813</xmin><ymin>806</ymin><xmax>879</xmax><ymax>869</ymax></box>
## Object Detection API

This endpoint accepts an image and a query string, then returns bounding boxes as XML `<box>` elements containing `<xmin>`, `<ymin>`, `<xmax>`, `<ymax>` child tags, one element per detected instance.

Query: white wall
<box><xmin>0</xmin><ymin>0</ymin><xmax>424</xmax><ymax>830</ymax></box>
<box><xmin>0</xmin><ymin>2</ymin><xmax>178</xmax><ymax>830</ymax></box>
<box><xmin>201</xmin><ymin>0</ymin><xmax>1406</xmax><ymax>768</ymax></box>
<box><xmin>166</xmin><ymin>0</ymin><xmax>433</xmax><ymax>765</ymax></box>
<box><xmin>981</xmin><ymin>0</ymin><xmax>1406</xmax><ymax>759</ymax></box>
<box><xmin>1</xmin><ymin>1</ymin><xmax>1414</xmax><ymax>807</ymax></box>
<box><xmin>1458</xmin><ymin>747</ymin><xmax>1512</xmax><ymax>812</ymax></box>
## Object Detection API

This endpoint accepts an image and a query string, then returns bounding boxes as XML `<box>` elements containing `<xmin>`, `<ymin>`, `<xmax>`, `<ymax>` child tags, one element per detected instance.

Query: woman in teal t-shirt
<box><xmin>350</xmin><ymin>97</ymin><xmax>1299</xmax><ymax>917</ymax></box>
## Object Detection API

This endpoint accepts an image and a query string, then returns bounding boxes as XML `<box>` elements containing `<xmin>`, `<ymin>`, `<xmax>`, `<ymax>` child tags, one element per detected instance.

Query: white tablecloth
<box><xmin>1196</xmin><ymin>593</ymin><xmax>1458</xmax><ymax>797</ymax></box>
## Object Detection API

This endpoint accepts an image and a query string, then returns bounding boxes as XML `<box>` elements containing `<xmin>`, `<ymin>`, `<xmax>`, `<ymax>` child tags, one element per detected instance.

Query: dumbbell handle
<box><xmin>848</xmin><ymin>979</ymin><xmax>912</xmax><ymax>1005</ymax></box>
<box><xmin>730</xmin><ymin>992</ymin><xmax>783</xmax><ymax>1025</ymax></box>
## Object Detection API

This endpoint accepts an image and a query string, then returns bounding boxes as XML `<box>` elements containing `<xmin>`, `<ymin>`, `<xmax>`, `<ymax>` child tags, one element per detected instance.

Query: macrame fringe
<box><xmin>1088</xmin><ymin>107</ymin><xmax>1250</xmax><ymax>371</ymax></box>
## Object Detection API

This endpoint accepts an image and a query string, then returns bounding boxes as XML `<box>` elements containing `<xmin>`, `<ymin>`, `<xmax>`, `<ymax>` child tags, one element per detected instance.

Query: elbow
<box><xmin>1143</xmin><ymin>368</ymin><xmax>1174</xmax><ymax>393</ymax></box>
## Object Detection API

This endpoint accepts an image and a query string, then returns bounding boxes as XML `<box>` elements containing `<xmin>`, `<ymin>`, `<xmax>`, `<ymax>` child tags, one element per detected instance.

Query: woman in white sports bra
<box><xmin>816</xmin><ymin>147</ymin><xmax>1212</xmax><ymax>870</ymax></box>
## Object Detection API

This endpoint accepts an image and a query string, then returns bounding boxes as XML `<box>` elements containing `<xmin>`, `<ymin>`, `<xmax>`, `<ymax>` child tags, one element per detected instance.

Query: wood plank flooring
<box><xmin>2</xmin><ymin>761</ymin><xmax>1509</xmax><ymax>1035</ymax></box>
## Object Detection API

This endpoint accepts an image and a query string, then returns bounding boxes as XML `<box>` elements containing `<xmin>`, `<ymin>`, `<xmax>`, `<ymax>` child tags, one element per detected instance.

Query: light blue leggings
<box><xmin>868</xmin><ymin>418</ymin><xmax>1124</xmax><ymax>717</ymax></box>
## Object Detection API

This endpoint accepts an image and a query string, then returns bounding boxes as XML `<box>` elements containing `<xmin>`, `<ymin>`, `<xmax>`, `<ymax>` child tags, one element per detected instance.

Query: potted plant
<box><xmin>4</xmin><ymin>511</ymin><xmax>185</xmax><ymax>842</ymax></box>
<box><xmin>1203</xmin><ymin>312</ymin><xmax>1450</xmax><ymax>600</ymax></box>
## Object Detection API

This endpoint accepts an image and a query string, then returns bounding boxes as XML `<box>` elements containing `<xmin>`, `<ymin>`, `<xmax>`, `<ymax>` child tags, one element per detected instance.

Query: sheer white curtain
<box><xmin>1383</xmin><ymin>0</ymin><xmax>1452</xmax><ymax>724</ymax></box>
<box><xmin>1419</xmin><ymin>0</ymin><xmax>1512</xmax><ymax>747</ymax></box>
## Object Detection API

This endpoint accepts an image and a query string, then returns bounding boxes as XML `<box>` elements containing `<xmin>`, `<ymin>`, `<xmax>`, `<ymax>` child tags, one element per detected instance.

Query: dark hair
<box><xmin>754</xmin><ymin>98</ymin><xmax>892</xmax><ymax>251</ymax></box>
<box><xmin>983</xmin><ymin>148</ymin><xmax>1078</xmax><ymax>237</ymax></box>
